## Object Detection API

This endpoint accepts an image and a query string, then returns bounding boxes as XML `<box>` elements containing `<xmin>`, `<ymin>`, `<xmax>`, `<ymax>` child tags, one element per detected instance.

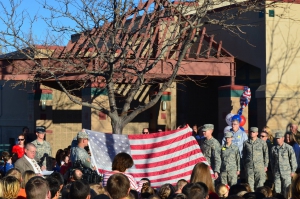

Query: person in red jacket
<box><xmin>12</xmin><ymin>134</ymin><xmax>25</xmax><ymax>159</ymax></box>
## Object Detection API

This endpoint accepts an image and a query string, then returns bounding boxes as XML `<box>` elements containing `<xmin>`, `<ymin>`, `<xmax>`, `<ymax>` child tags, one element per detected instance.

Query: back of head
<box><xmin>176</xmin><ymin>179</ymin><xmax>188</xmax><ymax>192</ymax></box>
<box><xmin>50</xmin><ymin>172</ymin><xmax>64</xmax><ymax>186</ymax></box>
<box><xmin>182</xmin><ymin>183</ymin><xmax>194</xmax><ymax>198</ymax></box>
<box><xmin>1</xmin><ymin>151</ymin><xmax>11</xmax><ymax>162</ymax></box>
<box><xmin>21</xmin><ymin>170</ymin><xmax>36</xmax><ymax>189</ymax></box>
<box><xmin>158</xmin><ymin>184</ymin><xmax>175</xmax><ymax>199</ymax></box>
<box><xmin>71</xmin><ymin>169</ymin><xmax>83</xmax><ymax>181</ymax></box>
<box><xmin>112</xmin><ymin>152</ymin><xmax>134</xmax><ymax>172</ymax></box>
<box><xmin>46</xmin><ymin>177</ymin><xmax>60</xmax><ymax>199</ymax></box>
<box><xmin>239</xmin><ymin>183</ymin><xmax>252</xmax><ymax>192</ymax></box>
<box><xmin>2</xmin><ymin>175</ymin><xmax>20</xmax><ymax>199</ymax></box>
<box><xmin>25</xmin><ymin>176</ymin><xmax>50</xmax><ymax>199</ymax></box>
<box><xmin>107</xmin><ymin>173</ymin><xmax>130</xmax><ymax>199</ymax></box>
<box><xmin>189</xmin><ymin>182</ymin><xmax>208</xmax><ymax>199</ymax></box>
<box><xmin>141</xmin><ymin>182</ymin><xmax>154</xmax><ymax>198</ymax></box>
<box><xmin>216</xmin><ymin>184</ymin><xmax>229</xmax><ymax>198</ymax></box>
<box><xmin>255</xmin><ymin>186</ymin><xmax>272</xmax><ymax>198</ymax></box>
<box><xmin>190</xmin><ymin>163</ymin><xmax>214</xmax><ymax>192</ymax></box>
<box><xmin>228</xmin><ymin>184</ymin><xmax>247</xmax><ymax>196</ymax></box>
<box><xmin>69</xmin><ymin>180</ymin><xmax>90</xmax><ymax>199</ymax></box>
<box><xmin>6</xmin><ymin>168</ymin><xmax>22</xmax><ymax>182</ymax></box>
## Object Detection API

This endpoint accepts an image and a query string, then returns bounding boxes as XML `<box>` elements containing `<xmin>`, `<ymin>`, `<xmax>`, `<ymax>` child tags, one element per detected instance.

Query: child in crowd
<box><xmin>216</xmin><ymin>184</ymin><xmax>229</xmax><ymax>199</ymax></box>
<box><xmin>0</xmin><ymin>151</ymin><xmax>14</xmax><ymax>176</ymax></box>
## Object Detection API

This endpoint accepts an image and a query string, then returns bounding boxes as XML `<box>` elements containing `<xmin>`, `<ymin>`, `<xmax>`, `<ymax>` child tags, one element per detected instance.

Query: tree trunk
<box><xmin>111</xmin><ymin>117</ymin><xmax>124</xmax><ymax>134</ymax></box>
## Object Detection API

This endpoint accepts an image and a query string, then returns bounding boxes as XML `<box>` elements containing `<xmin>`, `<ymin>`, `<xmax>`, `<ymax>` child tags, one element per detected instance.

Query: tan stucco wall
<box><xmin>90</xmin><ymin>82</ymin><xmax>177</xmax><ymax>134</ymax></box>
<box><xmin>37</xmin><ymin>82</ymin><xmax>177</xmax><ymax>155</ymax></box>
<box><xmin>205</xmin><ymin>3</ymin><xmax>300</xmax><ymax>131</ymax></box>
<box><xmin>37</xmin><ymin>85</ymin><xmax>82</xmax><ymax>154</ymax></box>
<box><xmin>256</xmin><ymin>2</ymin><xmax>300</xmax><ymax>130</ymax></box>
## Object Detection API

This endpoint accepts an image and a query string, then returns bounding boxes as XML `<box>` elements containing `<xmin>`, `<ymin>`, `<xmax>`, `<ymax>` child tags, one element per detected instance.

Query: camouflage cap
<box><xmin>202</xmin><ymin>124</ymin><xmax>214</xmax><ymax>131</ymax></box>
<box><xmin>77</xmin><ymin>131</ymin><xmax>89</xmax><ymax>139</ymax></box>
<box><xmin>275</xmin><ymin>130</ymin><xmax>284</xmax><ymax>138</ymax></box>
<box><xmin>224</xmin><ymin>131</ymin><xmax>233</xmax><ymax>138</ymax></box>
<box><xmin>290</xmin><ymin>119</ymin><xmax>298</xmax><ymax>125</ymax></box>
<box><xmin>250</xmin><ymin>127</ymin><xmax>258</xmax><ymax>132</ymax></box>
<box><xmin>36</xmin><ymin>126</ymin><xmax>46</xmax><ymax>134</ymax></box>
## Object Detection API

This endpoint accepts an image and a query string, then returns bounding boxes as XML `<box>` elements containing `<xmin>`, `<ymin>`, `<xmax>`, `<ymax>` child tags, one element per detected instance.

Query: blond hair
<box><xmin>216</xmin><ymin>184</ymin><xmax>229</xmax><ymax>198</ymax></box>
<box><xmin>90</xmin><ymin>183</ymin><xmax>106</xmax><ymax>195</ymax></box>
<box><xmin>262</xmin><ymin>126</ymin><xmax>274</xmax><ymax>143</ymax></box>
<box><xmin>6</xmin><ymin>168</ymin><xmax>22</xmax><ymax>182</ymax></box>
<box><xmin>21</xmin><ymin>170</ymin><xmax>36</xmax><ymax>189</ymax></box>
<box><xmin>2</xmin><ymin>176</ymin><xmax>20</xmax><ymax>199</ymax></box>
<box><xmin>0</xmin><ymin>180</ymin><xmax>3</xmax><ymax>198</ymax></box>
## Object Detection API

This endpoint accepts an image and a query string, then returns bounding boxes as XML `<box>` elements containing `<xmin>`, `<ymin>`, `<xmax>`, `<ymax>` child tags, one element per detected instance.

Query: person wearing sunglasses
<box><xmin>259</xmin><ymin>127</ymin><xmax>274</xmax><ymax>188</ymax></box>
<box><xmin>12</xmin><ymin>134</ymin><xmax>26</xmax><ymax>159</ymax></box>
<box><xmin>142</xmin><ymin>128</ymin><xmax>150</xmax><ymax>134</ymax></box>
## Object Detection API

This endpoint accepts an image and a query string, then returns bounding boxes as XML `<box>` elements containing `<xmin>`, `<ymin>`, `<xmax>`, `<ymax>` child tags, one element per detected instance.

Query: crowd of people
<box><xmin>189</xmin><ymin>119</ymin><xmax>300</xmax><ymax>199</ymax></box>
<box><xmin>0</xmin><ymin>119</ymin><xmax>300</xmax><ymax>199</ymax></box>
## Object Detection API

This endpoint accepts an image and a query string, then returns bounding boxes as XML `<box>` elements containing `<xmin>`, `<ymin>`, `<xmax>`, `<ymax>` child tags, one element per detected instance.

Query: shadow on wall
<box><xmin>261</xmin><ymin>7</ymin><xmax>300</xmax><ymax>130</ymax></box>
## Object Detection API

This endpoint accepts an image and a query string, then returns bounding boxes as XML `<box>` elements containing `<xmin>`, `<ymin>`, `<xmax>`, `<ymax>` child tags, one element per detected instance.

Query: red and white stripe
<box><xmin>127</xmin><ymin>126</ymin><xmax>212</xmax><ymax>187</ymax></box>
<box><xmin>88</xmin><ymin>126</ymin><xmax>213</xmax><ymax>188</ymax></box>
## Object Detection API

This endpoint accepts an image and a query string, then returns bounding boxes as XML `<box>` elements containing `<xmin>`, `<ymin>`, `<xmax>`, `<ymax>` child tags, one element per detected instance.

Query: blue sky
<box><xmin>0</xmin><ymin>0</ymin><xmax>77</xmax><ymax>48</ymax></box>
<box><xmin>0</xmin><ymin>0</ymin><xmax>143</xmax><ymax>52</ymax></box>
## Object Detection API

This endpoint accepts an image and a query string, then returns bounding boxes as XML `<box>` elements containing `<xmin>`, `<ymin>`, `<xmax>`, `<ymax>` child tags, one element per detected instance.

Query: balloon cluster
<box><xmin>238</xmin><ymin>87</ymin><xmax>251</xmax><ymax>116</ymax></box>
<box><xmin>224</xmin><ymin>86</ymin><xmax>251</xmax><ymax>132</ymax></box>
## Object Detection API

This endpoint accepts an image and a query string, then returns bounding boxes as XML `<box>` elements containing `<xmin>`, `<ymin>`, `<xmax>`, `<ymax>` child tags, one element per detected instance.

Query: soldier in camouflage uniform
<box><xmin>31</xmin><ymin>126</ymin><xmax>52</xmax><ymax>169</ymax></box>
<box><xmin>220</xmin><ymin>131</ymin><xmax>240</xmax><ymax>186</ymax></box>
<box><xmin>243</xmin><ymin>127</ymin><xmax>269</xmax><ymax>191</ymax></box>
<box><xmin>198</xmin><ymin>124</ymin><xmax>221</xmax><ymax>179</ymax></box>
<box><xmin>70</xmin><ymin>131</ymin><xmax>93</xmax><ymax>169</ymax></box>
<box><xmin>222</xmin><ymin>119</ymin><xmax>248</xmax><ymax>158</ymax></box>
<box><xmin>271</xmin><ymin>131</ymin><xmax>297</xmax><ymax>195</ymax></box>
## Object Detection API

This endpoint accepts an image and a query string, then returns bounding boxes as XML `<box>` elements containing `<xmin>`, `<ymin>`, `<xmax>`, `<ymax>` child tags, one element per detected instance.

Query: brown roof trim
<box><xmin>218</xmin><ymin>85</ymin><xmax>245</xmax><ymax>90</ymax></box>
<box><xmin>34</xmin><ymin>45</ymin><xmax>65</xmax><ymax>50</ymax></box>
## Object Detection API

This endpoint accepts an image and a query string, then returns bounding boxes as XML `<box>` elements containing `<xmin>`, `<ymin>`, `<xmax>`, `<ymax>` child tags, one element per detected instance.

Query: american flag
<box><xmin>86</xmin><ymin>126</ymin><xmax>213</xmax><ymax>188</ymax></box>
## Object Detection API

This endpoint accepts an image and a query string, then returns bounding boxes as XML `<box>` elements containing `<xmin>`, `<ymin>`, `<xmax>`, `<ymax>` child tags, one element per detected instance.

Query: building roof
<box><xmin>0</xmin><ymin>0</ymin><xmax>235</xmax><ymax>82</ymax></box>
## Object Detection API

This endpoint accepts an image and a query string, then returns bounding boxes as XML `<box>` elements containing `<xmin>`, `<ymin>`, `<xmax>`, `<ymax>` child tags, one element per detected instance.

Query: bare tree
<box><xmin>0</xmin><ymin>0</ymin><xmax>272</xmax><ymax>134</ymax></box>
